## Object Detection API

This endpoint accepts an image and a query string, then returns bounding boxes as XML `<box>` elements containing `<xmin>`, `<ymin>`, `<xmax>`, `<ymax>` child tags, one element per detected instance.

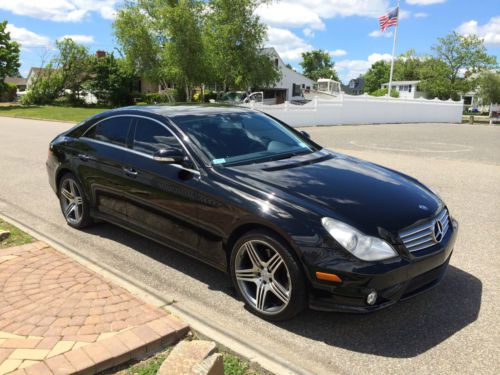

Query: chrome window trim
<box><xmin>80</xmin><ymin>114</ymin><xmax>201</xmax><ymax>175</ymax></box>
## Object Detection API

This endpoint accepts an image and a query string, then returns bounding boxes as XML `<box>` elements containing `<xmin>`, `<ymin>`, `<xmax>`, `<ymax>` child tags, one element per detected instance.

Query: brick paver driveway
<box><xmin>0</xmin><ymin>241</ymin><xmax>188</xmax><ymax>374</ymax></box>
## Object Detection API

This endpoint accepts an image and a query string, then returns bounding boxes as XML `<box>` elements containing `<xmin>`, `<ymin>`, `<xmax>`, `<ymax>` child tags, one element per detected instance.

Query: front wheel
<box><xmin>58</xmin><ymin>173</ymin><xmax>93</xmax><ymax>229</ymax></box>
<box><xmin>230</xmin><ymin>230</ymin><xmax>307</xmax><ymax>321</ymax></box>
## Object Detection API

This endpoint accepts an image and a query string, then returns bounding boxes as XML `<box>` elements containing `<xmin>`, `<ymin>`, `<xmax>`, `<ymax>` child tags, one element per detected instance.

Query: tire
<box><xmin>230</xmin><ymin>229</ymin><xmax>307</xmax><ymax>321</ymax></box>
<box><xmin>58</xmin><ymin>173</ymin><xmax>93</xmax><ymax>229</ymax></box>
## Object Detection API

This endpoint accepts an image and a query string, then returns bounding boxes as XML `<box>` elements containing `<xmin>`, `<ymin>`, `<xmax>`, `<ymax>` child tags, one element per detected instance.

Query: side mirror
<box><xmin>153</xmin><ymin>148</ymin><xmax>184</xmax><ymax>164</ymax></box>
<box><xmin>301</xmin><ymin>131</ymin><xmax>311</xmax><ymax>139</ymax></box>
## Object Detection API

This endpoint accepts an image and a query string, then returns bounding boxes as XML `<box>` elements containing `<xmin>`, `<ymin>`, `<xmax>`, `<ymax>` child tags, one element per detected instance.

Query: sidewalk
<box><xmin>0</xmin><ymin>241</ymin><xmax>189</xmax><ymax>374</ymax></box>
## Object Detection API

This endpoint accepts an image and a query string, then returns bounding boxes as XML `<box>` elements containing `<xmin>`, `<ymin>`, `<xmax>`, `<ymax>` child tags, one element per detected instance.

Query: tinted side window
<box><xmin>85</xmin><ymin>117</ymin><xmax>131</xmax><ymax>146</ymax></box>
<box><xmin>133</xmin><ymin>119</ymin><xmax>181</xmax><ymax>155</ymax></box>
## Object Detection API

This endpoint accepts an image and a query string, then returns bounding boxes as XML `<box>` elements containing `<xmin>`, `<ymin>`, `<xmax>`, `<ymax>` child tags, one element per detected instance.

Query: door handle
<box><xmin>122</xmin><ymin>166</ymin><xmax>138</xmax><ymax>177</ymax></box>
<box><xmin>78</xmin><ymin>153</ymin><xmax>91</xmax><ymax>162</ymax></box>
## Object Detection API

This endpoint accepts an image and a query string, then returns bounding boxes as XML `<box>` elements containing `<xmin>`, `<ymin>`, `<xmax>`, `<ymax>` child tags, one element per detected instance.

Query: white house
<box><xmin>260</xmin><ymin>47</ymin><xmax>315</xmax><ymax>104</ymax></box>
<box><xmin>381</xmin><ymin>80</ymin><xmax>425</xmax><ymax>99</ymax></box>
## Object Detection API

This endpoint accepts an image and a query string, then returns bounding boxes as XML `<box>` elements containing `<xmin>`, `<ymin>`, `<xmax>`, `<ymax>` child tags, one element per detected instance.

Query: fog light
<box><xmin>366</xmin><ymin>291</ymin><xmax>377</xmax><ymax>305</ymax></box>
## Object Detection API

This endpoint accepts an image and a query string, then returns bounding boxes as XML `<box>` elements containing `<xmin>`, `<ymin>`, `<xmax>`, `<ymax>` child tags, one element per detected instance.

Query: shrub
<box><xmin>0</xmin><ymin>83</ymin><xmax>17</xmax><ymax>102</ymax></box>
<box><xmin>139</xmin><ymin>92</ymin><xmax>172</xmax><ymax>104</ymax></box>
<box><xmin>21</xmin><ymin>69</ymin><xmax>64</xmax><ymax>105</ymax></box>
<box><xmin>370</xmin><ymin>87</ymin><xmax>400</xmax><ymax>98</ymax></box>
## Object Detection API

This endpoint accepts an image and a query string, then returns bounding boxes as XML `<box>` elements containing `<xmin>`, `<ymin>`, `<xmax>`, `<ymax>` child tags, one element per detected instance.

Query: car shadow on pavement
<box><xmin>277</xmin><ymin>265</ymin><xmax>482</xmax><ymax>358</ymax></box>
<box><xmin>83</xmin><ymin>224</ymin><xmax>481</xmax><ymax>359</ymax></box>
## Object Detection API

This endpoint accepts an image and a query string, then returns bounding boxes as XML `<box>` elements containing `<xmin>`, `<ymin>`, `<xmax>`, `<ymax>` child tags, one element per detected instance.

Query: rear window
<box><xmin>84</xmin><ymin>117</ymin><xmax>131</xmax><ymax>147</ymax></box>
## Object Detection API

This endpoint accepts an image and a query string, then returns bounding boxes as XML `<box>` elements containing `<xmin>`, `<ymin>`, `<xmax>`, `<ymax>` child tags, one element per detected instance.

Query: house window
<box><xmin>292</xmin><ymin>84</ymin><xmax>301</xmax><ymax>97</ymax></box>
<box><xmin>275</xmin><ymin>58</ymin><xmax>279</xmax><ymax>68</ymax></box>
<box><xmin>409</xmin><ymin>85</ymin><xmax>412</xmax><ymax>93</ymax></box>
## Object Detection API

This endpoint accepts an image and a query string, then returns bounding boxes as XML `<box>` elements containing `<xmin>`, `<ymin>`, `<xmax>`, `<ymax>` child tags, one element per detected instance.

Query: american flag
<box><xmin>379</xmin><ymin>7</ymin><xmax>399</xmax><ymax>32</ymax></box>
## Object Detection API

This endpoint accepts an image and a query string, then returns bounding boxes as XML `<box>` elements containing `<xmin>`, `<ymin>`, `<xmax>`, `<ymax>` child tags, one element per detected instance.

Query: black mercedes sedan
<box><xmin>47</xmin><ymin>105</ymin><xmax>458</xmax><ymax>321</ymax></box>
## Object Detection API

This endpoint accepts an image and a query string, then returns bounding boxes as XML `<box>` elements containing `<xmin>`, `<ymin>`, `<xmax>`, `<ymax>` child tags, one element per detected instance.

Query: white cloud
<box><xmin>336</xmin><ymin>53</ymin><xmax>392</xmax><ymax>81</ymax></box>
<box><xmin>406</xmin><ymin>0</ymin><xmax>446</xmax><ymax>5</ymax></box>
<box><xmin>329</xmin><ymin>49</ymin><xmax>347</xmax><ymax>57</ymax></box>
<box><xmin>414</xmin><ymin>12</ymin><xmax>428</xmax><ymax>18</ymax></box>
<box><xmin>369</xmin><ymin>30</ymin><xmax>393</xmax><ymax>38</ymax></box>
<box><xmin>266</xmin><ymin>27</ymin><xmax>313</xmax><ymax>61</ymax></box>
<box><xmin>257</xmin><ymin>2</ymin><xmax>325</xmax><ymax>30</ymax></box>
<box><xmin>303</xmin><ymin>28</ymin><xmax>315</xmax><ymax>38</ymax></box>
<box><xmin>456</xmin><ymin>16</ymin><xmax>500</xmax><ymax>46</ymax></box>
<box><xmin>5</xmin><ymin>24</ymin><xmax>51</xmax><ymax>47</ymax></box>
<box><xmin>257</xmin><ymin>1</ymin><xmax>392</xmax><ymax>32</ymax></box>
<box><xmin>58</xmin><ymin>34</ymin><xmax>95</xmax><ymax>44</ymax></box>
<box><xmin>0</xmin><ymin>0</ymin><xmax>119</xmax><ymax>22</ymax></box>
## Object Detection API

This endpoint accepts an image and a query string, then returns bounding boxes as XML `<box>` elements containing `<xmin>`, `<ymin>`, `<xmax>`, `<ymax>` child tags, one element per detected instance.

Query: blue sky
<box><xmin>1</xmin><ymin>0</ymin><xmax>499</xmax><ymax>83</ymax></box>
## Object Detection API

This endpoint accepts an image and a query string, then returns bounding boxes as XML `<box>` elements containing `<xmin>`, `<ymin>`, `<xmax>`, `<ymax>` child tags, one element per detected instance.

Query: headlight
<box><xmin>321</xmin><ymin>217</ymin><xmax>398</xmax><ymax>261</ymax></box>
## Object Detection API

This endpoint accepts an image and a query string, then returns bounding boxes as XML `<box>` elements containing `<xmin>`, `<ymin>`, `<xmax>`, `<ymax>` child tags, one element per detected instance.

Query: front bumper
<box><xmin>306</xmin><ymin>219</ymin><xmax>458</xmax><ymax>313</ymax></box>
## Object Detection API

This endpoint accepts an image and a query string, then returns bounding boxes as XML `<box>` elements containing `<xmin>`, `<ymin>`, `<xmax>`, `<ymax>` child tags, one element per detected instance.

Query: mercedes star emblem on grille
<box><xmin>433</xmin><ymin>220</ymin><xmax>444</xmax><ymax>243</ymax></box>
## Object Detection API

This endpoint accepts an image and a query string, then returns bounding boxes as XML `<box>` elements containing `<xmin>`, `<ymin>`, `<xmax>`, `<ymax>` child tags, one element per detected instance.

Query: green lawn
<box><xmin>0</xmin><ymin>218</ymin><xmax>34</xmax><ymax>249</ymax></box>
<box><xmin>0</xmin><ymin>105</ymin><xmax>111</xmax><ymax>123</ymax></box>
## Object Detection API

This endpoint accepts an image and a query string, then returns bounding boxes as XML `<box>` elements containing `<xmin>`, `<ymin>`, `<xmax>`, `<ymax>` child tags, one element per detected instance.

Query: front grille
<box><xmin>399</xmin><ymin>209</ymin><xmax>450</xmax><ymax>252</ymax></box>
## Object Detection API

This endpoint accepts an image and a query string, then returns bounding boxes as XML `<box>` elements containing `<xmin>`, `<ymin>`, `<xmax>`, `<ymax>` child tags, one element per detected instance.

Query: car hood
<box><xmin>222</xmin><ymin>150</ymin><xmax>442</xmax><ymax>236</ymax></box>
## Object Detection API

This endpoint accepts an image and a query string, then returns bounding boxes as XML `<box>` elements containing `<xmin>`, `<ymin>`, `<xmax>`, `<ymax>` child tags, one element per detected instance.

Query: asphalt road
<box><xmin>0</xmin><ymin>117</ymin><xmax>499</xmax><ymax>375</ymax></box>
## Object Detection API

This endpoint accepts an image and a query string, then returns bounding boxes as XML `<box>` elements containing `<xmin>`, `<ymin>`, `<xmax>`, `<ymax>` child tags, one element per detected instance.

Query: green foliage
<box><xmin>478</xmin><ymin>71</ymin><xmax>500</xmax><ymax>106</ymax></box>
<box><xmin>86</xmin><ymin>53</ymin><xmax>136</xmax><ymax>106</ymax></box>
<box><xmin>56</xmin><ymin>39</ymin><xmax>91</xmax><ymax>104</ymax></box>
<box><xmin>0</xmin><ymin>83</ymin><xmax>17</xmax><ymax>102</ymax></box>
<box><xmin>204</xmin><ymin>0</ymin><xmax>279</xmax><ymax>90</ymax></box>
<box><xmin>363</xmin><ymin>60</ymin><xmax>390</xmax><ymax>93</ymax></box>
<box><xmin>21</xmin><ymin>65</ymin><xmax>65</xmax><ymax>105</ymax></box>
<box><xmin>140</xmin><ymin>92</ymin><xmax>174</xmax><ymax>104</ymax></box>
<box><xmin>363</xmin><ymin>50</ymin><xmax>423</xmax><ymax>94</ymax></box>
<box><xmin>299</xmin><ymin>50</ymin><xmax>339</xmax><ymax>82</ymax></box>
<box><xmin>370</xmin><ymin>87</ymin><xmax>399</xmax><ymax>98</ymax></box>
<box><xmin>0</xmin><ymin>21</ymin><xmax>20</xmax><ymax>83</ymax></box>
<box><xmin>419</xmin><ymin>32</ymin><xmax>497</xmax><ymax>100</ymax></box>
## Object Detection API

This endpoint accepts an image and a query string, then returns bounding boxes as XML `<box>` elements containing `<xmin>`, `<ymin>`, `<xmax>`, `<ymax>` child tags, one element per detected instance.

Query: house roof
<box><xmin>382</xmin><ymin>80</ymin><xmax>420</xmax><ymax>85</ymax></box>
<box><xmin>3</xmin><ymin>77</ymin><xmax>27</xmax><ymax>86</ymax></box>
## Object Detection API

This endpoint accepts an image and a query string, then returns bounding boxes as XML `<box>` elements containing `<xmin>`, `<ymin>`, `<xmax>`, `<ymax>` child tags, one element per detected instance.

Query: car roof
<box><xmin>104</xmin><ymin>104</ymin><xmax>253</xmax><ymax>119</ymax></box>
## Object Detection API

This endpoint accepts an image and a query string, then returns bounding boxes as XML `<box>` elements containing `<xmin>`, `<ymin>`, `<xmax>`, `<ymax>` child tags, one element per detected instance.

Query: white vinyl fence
<box><xmin>244</xmin><ymin>94</ymin><xmax>463</xmax><ymax>127</ymax></box>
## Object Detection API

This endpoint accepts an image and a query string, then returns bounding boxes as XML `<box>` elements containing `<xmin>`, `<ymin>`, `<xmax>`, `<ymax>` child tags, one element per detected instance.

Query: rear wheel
<box><xmin>230</xmin><ymin>230</ymin><xmax>307</xmax><ymax>321</ymax></box>
<box><xmin>58</xmin><ymin>173</ymin><xmax>93</xmax><ymax>229</ymax></box>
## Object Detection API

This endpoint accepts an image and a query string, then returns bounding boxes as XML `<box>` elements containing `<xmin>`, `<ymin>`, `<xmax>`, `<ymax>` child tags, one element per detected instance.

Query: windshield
<box><xmin>172</xmin><ymin>112</ymin><xmax>318</xmax><ymax>166</ymax></box>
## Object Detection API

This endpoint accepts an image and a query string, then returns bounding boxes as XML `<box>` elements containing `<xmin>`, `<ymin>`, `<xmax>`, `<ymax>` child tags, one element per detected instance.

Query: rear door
<box><xmin>78</xmin><ymin>116</ymin><xmax>133</xmax><ymax>223</ymax></box>
<box><xmin>122</xmin><ymin>117</ymin><xmax>204</xmax><ymax>256</ymax></box>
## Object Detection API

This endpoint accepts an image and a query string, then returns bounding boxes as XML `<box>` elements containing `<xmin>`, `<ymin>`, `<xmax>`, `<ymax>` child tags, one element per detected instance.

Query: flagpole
<box><xmin>387</xmin><ymin>0</ymin><xmax>400</xmax><ymax>97</ymax></box>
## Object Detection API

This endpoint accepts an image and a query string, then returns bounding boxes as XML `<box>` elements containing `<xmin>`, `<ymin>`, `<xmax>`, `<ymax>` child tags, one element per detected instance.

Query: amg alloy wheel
<box><xmin>58</xmin><ymin>174</ymin><xmax>92</xmax><ymax>229</ymax></box>
<box><xmin>231</xmin><ymin>231</ymin><xmax>306</xmax><ymax>321</ymax></box>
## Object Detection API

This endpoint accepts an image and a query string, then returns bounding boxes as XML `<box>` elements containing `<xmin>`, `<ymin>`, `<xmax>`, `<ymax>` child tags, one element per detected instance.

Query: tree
<box><xmin>363</xmin><ymin>60</ymin><xmax>390</xmax><ymax>93</ymax></box>
<box><xmin>115</xmin><ymin>0</ymin><xmax>208</xmax><ymax>101</ymax></box>
<box><xmin>0</xmin><ymin>20</ymin><xmax>21</xmax><ymax>87</ymax></box>
<box><xmin>204</xmin><ymin>0</ymin><xmax>279</xmax><ymax>90</ymax></box>
<box><xmin>478</xmin><ymin>71</ymin><xmax>500</xmax><ymax>106</ymax></box>
<box><xmin>23</xmin><ymin>38</ymin><xmax>90</xmax><ymax>105</ymax></box>
<box><xmin>419</xmin><ymin>31</ymin><xmax>497</xmax><ymax>100</ymax></box>
<box><xmin>299</xmin><ymin>50</ymin><xmax>339</xmax><ymax>82</ymax></box>
<box><xmin>363</xmin><ymin>50</ymin><xmax>423</xmax><ymax>94</ymax></box>
<box><xmin>86</xmin><ymin>53</ymin><xmax>136</xmax><ymax>106</ymax></box>
<box><xmin>162</xmin><ymin>0</ymin><xmax>207</xmax><ymax>100</ymax></box>
<box><xmin>55</xmin><ymin>38</ymin><xmax>90</xmax><ymax>103</ymax></box>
